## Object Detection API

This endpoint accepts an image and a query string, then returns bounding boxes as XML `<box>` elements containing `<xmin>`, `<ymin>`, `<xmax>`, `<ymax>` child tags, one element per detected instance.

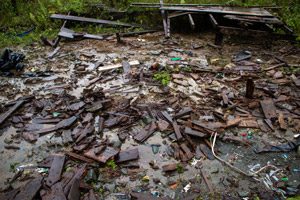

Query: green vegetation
<box><xmin>153</xmin><ymin>72</ymin><xmax>171</xmax><ymax>85</ymax></box>
<box><xmin>0</xmin><ymin>0</ymin><xmax>299</xmax><ymax>48</ymax></box>
<box><xmin>9</xmin><ymin>162</ymin><xmax>19</xmax><ymax>173</ymax></box>
<box><xmin>106</xmin><ymin>158</ymin><xmax>116</xmax><ymax>170</ymax></box>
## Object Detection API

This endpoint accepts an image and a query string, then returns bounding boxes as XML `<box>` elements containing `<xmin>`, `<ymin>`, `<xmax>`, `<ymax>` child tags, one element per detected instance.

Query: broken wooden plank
<box><xmin>199</xmin><ymin>144</ymin><xmax>214</xmax><ymax>160</ymax></box>
<box><xmin>173</xmin><ymin>107</ymin><xmax>192</xmax><ymax>119</ymax></box>
<box><xmin>46</xmin><ymin>155</ymin><xmax>66</xmax><ymax>186</ymax></box>
<box><xmin>260</xmin><ymin>99</ymin><xmax>277</xmax><ymax>119</ymax></box>
<box><xmin>160</xmin><ymin>6</ymin><xmax>273</xmax><ymax>17</ymax></box>
<box><xmin>278</xmin><ymin>112</ymin><xmax>287</xmax><ymax>130</ymax></box>
<box><xmin>180</xmin><ymin>143</ymin><xmax>194</xmax><ymax>160</ymax></box>
<box><xmin>64</xmin><ymin>164</ymin><xmax>86</xmax><ymax>196</ymax></box>
<box><xmin>75</xmin><ymin>123</ymin><xmax>93</xmax><ymax>143</ymax></box>
<box><xmin>115</xmin><ymin>148</ymin><xmax>139</xmax><ymax>163</ymax></box>
<box><xmin>184</xmin><ymin>127</ymin><xmax>207</xmax><ymax>138</ymax></box>
<box><xmin>36</xmin><ymin>116</ymin><xmax>77</xmax><ymax>135</ymax></box>
<box><xmin>48</xmin><ymin>47</ymin><xmax>61</xmax><ymax>58</ymax></box>
<box><xmin>134</xmin><ymin>121</ymin><xmax>158</xmax><ymax>143</ymax></box>
<box><xmin>45</xmin><ymin>182</ymin><xmax>67</xmax><ymax>200</ymax></box>
<box><xmin>14</xmin><ymin>176</ymin><xmax>43</xmax><ymax>200</ymax></box>
<box><xmin>188</xmin><ymin>14</ymin><xmax>195</xmax><ymax>30</ymax></box>
<box><xmin>98</xmin><ymin>60</ymin><xmax>139</xmax><ymax>72</ymax></box>
<box><xmin>68</xmin><ymin>177</ymin><xmax>81</xmax><ymax>200</ymax></box>
<box><xmin>64</xmin><ymin>151</ymin><xmax>94</xmax><ymax>163</ymax></box>
<box><xmin>264</xmin><ymin>118</ymin><xmax>275</xmax><ymax>131</ymax></box>
<box><xmin>162</xmin><ymin>163</ymin><xmax>186</xmax><ymax>172</ymax></box>
<box><xmin>172</xmin><ymin>120</ymin><xmax>184</xmax><ymax>141</ymax></box>
<box><xmin>246</xmin><ymin>78</ymin><xmax>254</xmax><ymax>98</ymax></box>
<box><xmin>200</xmin><ymin>169</ymin><xmax>214</xmax><ymax>194</ymax></box>
<box><xmin>0</xmin><ymin>100</ymin><xmax>24</xmax><ymax>125</ymax></box>
<box><xmin>62</xmin><ymin>130</ymin><xmax>73</xmax><ymax>144</ymax></box>
<box><xmin>51</xmin><ymin>14</ymin><xmax>145</xmax><ymax>28</ymax></box>
<box><xmin>226</xmin><ymin>118</ymin><xmax>241</xmax><ymax>128</ymax></box>
<box><xmin>84</xmin><ymin>146</ymin><xmax>119</xmax><ymax>163</ymax></box>
<box><xmin>224</xmin><ymin>14</ymin><xmax>283</xmax><ymax>24</ymax></box>
<box><xmin>238</xmin><ymin>119</ymin><xmax>259</xmax><ymax>128</ymax></box>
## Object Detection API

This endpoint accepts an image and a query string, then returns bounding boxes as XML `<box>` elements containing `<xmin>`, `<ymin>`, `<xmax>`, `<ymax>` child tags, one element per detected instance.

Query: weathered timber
<box><xmin>84</xmin><ymin>146</ymin><xmax>119</xmax><ymax>163</ymax></box>
<box><xmin>46</xmin><ymin>155</ymin><xmax>66</xmax><ymax>186</ymax></box>
<box><xmin>115</xmin><ymin>148</ymin><xmax>139</xmax><ymax>163</ymax></box>
<box><xmin>68</xmin><ymin>177</ymin><xmax>81</xmax><ymax>200</ymax></box>
<box><xmin>64</xmin><ymin>164</ymin><xmax>86</xmax><ymax>196</ymax></box>
<box><xmin>51</xmin><ymin>14</ymin><xmax>146</xmax><ymax>28</ymax></box>
<box><xmin>199</xmin><ymin>144</ymin><xmax>214</xmax><ymax>160</ymax></box>
<box><xmin>134</xmin><ymin>121</ymin><xmax>158</xmax><ymax>143</ymax></box>
<box><xmin>200</xmin><ymin>169</ymin><xmax>214</xmax><ymax>194</ymax></box>
<box><xmin>246</xmin><ymin>78</ymin><xmax>254</xmax><ymax>98</ymax></box>
<box><xmin>224</xmin><ymin>15</ymin><xmax>283</xmax><ymax>24</ymax></box>
<box><xmin>46</xmin><ymin>182</ymin><xmax>67</xmax><ymax>200</ymax></box>
<box><xmin>48</xmin><ymin>47</ymin><xmax>61</xmax><ymax>58</ymax></box>
<box><xmin>184</xmin><ymin>127</ymin><xmax>207</xmax><ymax>138</ymax></box>
<box><xmin>188</xmin><ymin>14</ymin><xmax>195</xmax><ymax>30</ymax></box>
<box><xmin>180</xmin><ymin>143</ymin><xmax>194</xmax><ymax>160</ymax></box>
<box><xmin>64</xmin><ymin>151</ymin><xmax>94</xmax><ymax>163</ymax></box>
<box><xmin>32</xmin><ymin>117</ymin><xmax>61</xmax><ymax>124</ymax></box>
<box><xmin>162</xmin><ymin>163</ymin><xmax>186</xmax><ymax>172</ymax></box>
<box><xmin>62</xmin><ymin>130</ymin><xmax>73</xmax><ymax>144</ymax></box>
<box><xmin>0</xmin><ymin>100</ymin><xmax>24</xmax><ymax>125</ymax></box>
<box><xmin>68</xmin><ymin>102</ymin><xmax>86</xmax><ymax>111</ymax></box>
<box><xmin>14</xmin><ymin>176</ymin><xmax>43</xmax><ymax>200</ymax></box>
<box><xmin>37</xmin><ymin>116</ymin><xmax>77</xmax><ymax>135</ymax></box>
<box><xmin>260</xmin><ymin>99</ymin><xmax>277</xmax><ymax>119</ymax></box>
<box><xmin>173</xmin><ymin>107</ymin><xmax>192</xmax><ymax>119</ymax></box>
<box><xmin>172</xmin><ymin>120</ymin><xmax>183</xmax><ymax>141</ymax></box>
<box><xmin>160</xmin><ymin>6</ymin><xmax>273</xmax><ymax>17</ymax></box>
<box><xmin>278</xmin><ymin>112</ymin><xmax>287</xmax><ymax>130</ymax></box>
<box><xmin>98</xmin><ymin>60</ymin><xmax>139</xmax><ymax>72</ymax></box>
<box><xmin>75</xmin><ymin>123</ymin><xmax>93</xmax><ymax>143</ymax></box>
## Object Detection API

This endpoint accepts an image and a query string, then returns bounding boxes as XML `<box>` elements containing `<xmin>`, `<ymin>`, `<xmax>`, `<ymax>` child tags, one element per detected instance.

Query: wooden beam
<box><xmin>188</xmin><ymin>14</ymin><xmax>195</xmax><ymax>30</ymax></box>
<box><xmin>51</xmin><ymin>14</ymin><xmax>145</xmax><ymax>28</ymax></box>
<box><xmin>0</xmin><ymin>100</ymin><xmax>24</xmax><ymax>125</ymax></box>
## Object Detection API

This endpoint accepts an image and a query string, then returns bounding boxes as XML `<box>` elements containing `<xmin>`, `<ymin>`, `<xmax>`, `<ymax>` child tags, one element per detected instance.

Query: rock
<box><xmin>238</xmin><ymin>191</ymin><xmax>248</xmax><ymax>197</ymax></box>
<box><xmin>121</xmin><ymin>168</ymin><xmax>128</xmax><ymax>175</ymax></box>
<box><xmin>152</xmin><ymin>145</ymin><xmax>159</xmax><ymax>154</ymax></box>
<box><xmin>98</xmin><ymin>173</ymin><xmax>105</xmax><ymax>182</ymax></box>
<box><xmin>26</xmin><ymin>150</ymin><xmax>33</xmax><ymax>157</ymax></box>
<box><xmin>4</xmin><ymin>138</ymin><xmax>12</xmax><ymax>144</ymax></box>
<box><xmin>277</xmin><ymin>182</ymin><xmax>286</xmax><ymax>189</ymax></box>
<box><xmin>87</xmin><ymin>169</ymin><xmax>97</xmax><ymax>182</ymax></box>
<box><xmin>211</xmin><ymin>167</ymin><xmax>219</xmax><ymax>174</ymax></box>
<box><xmin>103</xmin><ymin>183</ymin><xmax>116</xmax><ymax>192</ymax></box>
<box><xmin>153</xmin><ymin>178</ymin><xmax>160</xmax><ymax>184</ymax></box>
<box><xmin>113</xmin><ymin>140</ymin><xmax>122</xmax><ymax>148</ymax></box>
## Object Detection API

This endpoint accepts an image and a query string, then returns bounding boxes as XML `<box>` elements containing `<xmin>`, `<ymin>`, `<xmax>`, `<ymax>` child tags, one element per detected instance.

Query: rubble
<box><xmin>0</xmin><ymin>5</ymin><xmax>300</xmax><ymax>199</ymax></box>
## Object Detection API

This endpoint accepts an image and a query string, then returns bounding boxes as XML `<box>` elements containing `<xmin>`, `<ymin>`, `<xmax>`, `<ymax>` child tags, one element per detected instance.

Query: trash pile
<box><xmin>0</xmin><ymin>8</ymin><xmax>300</xmax><ymax>200</ymax></box>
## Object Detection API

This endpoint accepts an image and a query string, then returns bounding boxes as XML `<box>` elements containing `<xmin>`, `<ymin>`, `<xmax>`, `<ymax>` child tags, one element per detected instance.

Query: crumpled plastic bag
<box><xmin>0</xmin><ymin>49</ymin><xmax>25</xmax><ymax>72</ymax></box>
<box><xmin>256</xmin><ymin>136</ymin><xmax>300</xmax><ymax>153</ymax></box>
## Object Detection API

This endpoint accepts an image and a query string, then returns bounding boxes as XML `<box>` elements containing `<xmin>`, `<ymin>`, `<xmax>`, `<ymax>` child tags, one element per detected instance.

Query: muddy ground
<box><xmin>0</xmin><ymin>31</ymin><xmax>300</xmax><ymax>200</ymax></box>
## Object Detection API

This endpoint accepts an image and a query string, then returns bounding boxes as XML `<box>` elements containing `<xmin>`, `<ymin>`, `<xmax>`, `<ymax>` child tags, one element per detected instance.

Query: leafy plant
<box><xmin>106</xmin><ymin>158</ymin><xmax>116</xmax><ymax>170</ymax></box>
<box><xmin>9</xmin><ymin>163</ymin><xmax>19</xmax><ymax>173</ymax></box>
<box><xmin>153</xmin><ymin>72</ymin><xmax>170</xmax><ymax>86</ymax></box>
<box><xmin>176</xmin><ymin>164</ymin><xmax>184</xmax><ymax>174</ymax></box>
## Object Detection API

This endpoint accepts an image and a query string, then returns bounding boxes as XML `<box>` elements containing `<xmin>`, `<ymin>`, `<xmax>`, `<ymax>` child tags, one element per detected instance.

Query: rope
<box><xmin>210</xmin><ymin>132</ymin><xmax>277</xmax><ymax>177</ymax></box>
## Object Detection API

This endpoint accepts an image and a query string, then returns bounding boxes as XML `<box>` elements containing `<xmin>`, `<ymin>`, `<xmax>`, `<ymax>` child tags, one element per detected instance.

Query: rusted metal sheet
<box><xmin>160</xmin><ymin>6</ymin><xmax>273</xmax><ymax>17</ymax></box>
<box><xmin>14</xmin><ymin>176</ymin><xmax>43</xmax><ymax>200</ymax></box>
<box><xmin>134</xmin><ymin>121</ymin><xmax>158</xmax><ymax>143</ymax></box>
<box><xmin>84</xmin><ymin>146</ymin><xmax>119</xmax><ymax>163</ymax></box>
<box><xmin>46</xmin><ymin>155</ymin><xmax>66</xmax><ymax>186</ymax></box>
<box><xmin>115</xmin><ymin>148</ymin><xmax>139</xmax><ymax>163</ymax></box>
<box><xmin>0</xmin><ymin>100</ymin><xmax>24</xmax><ymax>125</ymax></box>
<box><xmin>260</xmin><ymin>99</ymin><xmax>277</xmax><ymax>119</ymax></box>
<box><xmin>51</xmin><ymin>14</ymin><xmax>146</xmax><ymax>28</ymax></box>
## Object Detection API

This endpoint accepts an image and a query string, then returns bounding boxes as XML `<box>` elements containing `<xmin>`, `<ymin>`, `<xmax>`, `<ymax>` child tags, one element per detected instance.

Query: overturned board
<box><xmin>51</xmin><ymin>14</ymin><xmax>146</xmax><ymax>28</ymax></box>
<box><xmin>160</xmin><ymin>6</ymin><xmax>273</xmax><ymax>17</ymax></box>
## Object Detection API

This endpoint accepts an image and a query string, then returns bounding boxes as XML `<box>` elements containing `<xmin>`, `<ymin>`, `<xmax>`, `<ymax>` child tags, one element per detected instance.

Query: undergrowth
<box><xmin>0</xmin><ymin>0</ymin><xmax>299</xmax><ymax>48</ymax></box>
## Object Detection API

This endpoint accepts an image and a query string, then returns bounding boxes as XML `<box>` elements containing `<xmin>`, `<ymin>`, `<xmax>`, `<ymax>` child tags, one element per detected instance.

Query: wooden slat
<box><xmin>224</xmin><ymin>15</ymin><xmax>283</xmax><ymax>24</ymax></box>
<box><xmin>188</xmin><ymin>14</ymin><xmax>195</xmax><ymax>29</ymax></box>
<box><xmin>51</xmin><ymin>14</ymin><xmax>145</xmax><ymax>28</ymax></box>
<box><xmin>0</xmin><ymin>100</ymin><xmax>24</xmax><ymax>125</ymax></box>
<box><xmin>160</xmin><ymin>6</ymin><xmax>273</xmax><ymax>17</ymax></box>
<box><xmin>98</xmin><ymin>60</ymin><xmax>139</xmax><ymax>72</ymax></box>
